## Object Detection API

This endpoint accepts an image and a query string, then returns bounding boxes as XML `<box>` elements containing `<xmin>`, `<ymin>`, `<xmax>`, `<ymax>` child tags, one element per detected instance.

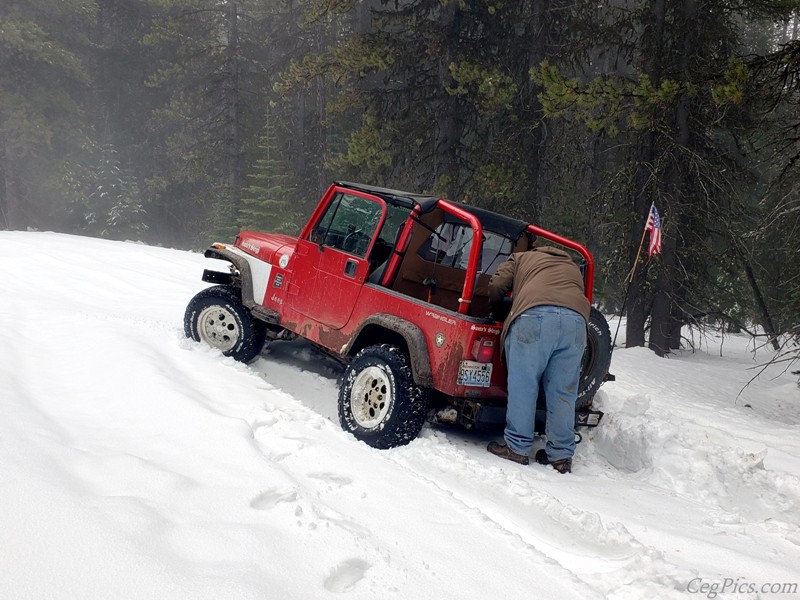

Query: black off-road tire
<box><xmin>339</xmin><ymin>345</ymin><xmax>429</xmax><ymax>449</ymax></box>
<box><xmin>184</xmin><ymin>285</ymin><xmax>266</xmax><ymax>363</ymax></box>
<box><xmin>576</xmin><ymin>307</ymin><xmax>612</xmax><ymax>409</ymax></box>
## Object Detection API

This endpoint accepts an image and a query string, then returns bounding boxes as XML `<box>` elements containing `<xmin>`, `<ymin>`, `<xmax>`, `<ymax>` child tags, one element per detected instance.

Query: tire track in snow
<box><xmin>246</xmin><ymin>394</ymin><xmax>602</xmax><ymax>599</ymax></box>
<box><xmin>247</xmin><ymin>338</ymin><xmax>800</xmax><ymax>594</ymax></box>
<box><xmin>383</xmin><ymin>432</ymin><xmax>691</xmax><ymax>599</ymax></box>
<box><xmin>248</xmin><ymin>340</ymin><xmax>689</xmax><ymax>597</ymax></box>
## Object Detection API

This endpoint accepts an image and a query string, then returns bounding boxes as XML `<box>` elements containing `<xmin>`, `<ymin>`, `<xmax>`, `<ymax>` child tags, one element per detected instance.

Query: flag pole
<box><xmin>626</xmin><ymin>202</ymin><xmax>653</xmax><ymax>284</ymax></box>
<box><xmin>612</xmin><ymin>202</ymin><xmax>654</xmax><ymax>350</ymax></box>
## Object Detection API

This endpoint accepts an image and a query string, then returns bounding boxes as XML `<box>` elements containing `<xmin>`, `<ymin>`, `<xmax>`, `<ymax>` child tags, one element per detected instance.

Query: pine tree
<box><xmin>531</xmin><ymin>0</ymin><xmax>800</xmax><ymax>355</ymax></box>
<box><xmin>739</xmin><ymin>24</ymin><xmax>800</xmax><ymax>368</ymax></box>
<box><xmin>239</xmin><ymin>113</ymin><xmax>299</xmax><ymax>233</ymax></box>
<box><xmin>0</xmin><ymin>0</ymin><xmax>97</xmax><ymax>231</ymax></box>
<box><xmin>142</xmin><ymin>0</ymin><xmax>278</xmax><ymax>244</ymax></box>
<box><xmin>276</xmin><ymin>0</ymin><xmax>583</xmax><ymax>214</ymax></box>
<box><xmin>86</xmin><ymin>144</ymin><xmax>147</xmax><ymax>240</ymax></box>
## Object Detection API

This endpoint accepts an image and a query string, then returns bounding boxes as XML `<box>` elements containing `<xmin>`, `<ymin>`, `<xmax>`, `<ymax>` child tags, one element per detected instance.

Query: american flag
<box><xmin>645</xmin><ymin>205</ymin><xmax>662</xmax><ymax>261</ymax></box>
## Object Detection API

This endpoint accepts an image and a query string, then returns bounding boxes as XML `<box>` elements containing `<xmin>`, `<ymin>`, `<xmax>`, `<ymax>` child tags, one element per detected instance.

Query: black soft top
<box><xmin>337</xmin><ymin>181</ymin><xmax>529</xmax><ymax>240</ymax></box>
<box><xmin>337</xmin><ymin>181</ymin><xmax>438</xmax><ymax>210</ymax></box>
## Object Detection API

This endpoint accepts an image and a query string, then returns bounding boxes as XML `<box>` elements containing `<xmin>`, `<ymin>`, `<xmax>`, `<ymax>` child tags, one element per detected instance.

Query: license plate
<box><xmin>457</xmin><ymin>361</ymin><xmax>493</xmax><ymax>388</ymax></box>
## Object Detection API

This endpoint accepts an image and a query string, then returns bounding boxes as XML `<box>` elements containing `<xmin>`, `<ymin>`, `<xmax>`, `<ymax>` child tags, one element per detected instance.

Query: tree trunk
<box><xmin>433</xmin><ymin>2</ymin><xmax>461</xmax><ymax>198</ymax></box>
<box><xmin>668</xmin><ymin>303</ymin><xmax>683</xmax><ymax>350</ymax></box>
<box><xmin>521</xmin><ymin>0</ymin><xmax>551</xmax><ymax>223</ymax></box>
<box><xmin>1</xmin><ymin>137</ymin><xmax>21</xmax><ymax>230</ymax></box>
<box><xmin>648</xmin><ymin>232</ymin><xmax>677</xmax><ymax>356</ymax></box>
<box><xmin>314</xmin><ymin>21</ymin><xmax>327</xmax><ymax>194</ymax></box>
<box><xmin>225</xmin><ymin>2</ymin><xmax>242</xmax><ymax>217</ymax></box>
<box><xmin>648</xmin><ymin>0</ymin><xmax>695</xmax><ymax>356</ymax></box>
<box><xmin>743</xmin><ymin>259</ymin><xmax>781</xmax><ymax>350</ymax></box>
<box><xmin>626</xmin><ymin>0</ymin><xmax>666</xmax><ymax>348</ymax></box>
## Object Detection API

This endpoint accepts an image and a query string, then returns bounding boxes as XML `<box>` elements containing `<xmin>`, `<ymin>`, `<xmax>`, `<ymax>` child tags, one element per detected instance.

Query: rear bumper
<box><xmin>434</xmin><ymin>398</ymin><xmax>604</xmax><ymax>430</ymax></box>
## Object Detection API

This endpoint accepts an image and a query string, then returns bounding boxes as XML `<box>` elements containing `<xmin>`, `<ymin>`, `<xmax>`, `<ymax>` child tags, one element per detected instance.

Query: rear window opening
<box><xmin>416</xmin><ymin>222</ymin><xmax>514</xmax><ymax>275</ymax></box>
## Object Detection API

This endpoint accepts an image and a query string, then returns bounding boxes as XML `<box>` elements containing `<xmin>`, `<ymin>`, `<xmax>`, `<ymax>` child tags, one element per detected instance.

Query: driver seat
<box><xmin>367</xmin><ymin>238</ymin><xmax>393</xmax><ymax>284</ymax></box>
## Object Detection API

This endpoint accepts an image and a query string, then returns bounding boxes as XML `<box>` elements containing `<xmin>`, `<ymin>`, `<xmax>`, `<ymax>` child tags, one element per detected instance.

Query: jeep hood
<box><xmin>234</xmin><ymin>231</ymin><xmax>298</xmax><ymax>264</ymax></box>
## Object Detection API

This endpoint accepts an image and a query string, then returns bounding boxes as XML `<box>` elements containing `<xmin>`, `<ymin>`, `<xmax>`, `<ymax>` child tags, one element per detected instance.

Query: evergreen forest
<box><xmin>1</xmin><ymin>0</ymin><xmax>799</xmax><ymax>366</ymax></box>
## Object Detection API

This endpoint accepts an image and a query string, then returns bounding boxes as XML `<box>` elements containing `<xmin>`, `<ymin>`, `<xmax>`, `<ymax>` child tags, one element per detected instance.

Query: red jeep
<box><xmin>185</xmin><ymin>182</ymin><xmax>612</xmax><ymax>448</ymax></box>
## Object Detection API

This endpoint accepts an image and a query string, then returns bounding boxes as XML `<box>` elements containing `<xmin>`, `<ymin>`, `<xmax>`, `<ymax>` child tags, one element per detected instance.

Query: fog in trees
<box><xmin>1</xmin><ymin>0</ymin><xmax>797</xmax><ymax>365</ymax></box>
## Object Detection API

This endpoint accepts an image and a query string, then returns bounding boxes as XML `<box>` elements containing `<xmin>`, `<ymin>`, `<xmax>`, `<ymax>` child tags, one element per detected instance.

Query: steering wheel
<box><xmin>343</xmin><ymin>229</ymin><xmax>370</xmax><ymax>255</ymax></box>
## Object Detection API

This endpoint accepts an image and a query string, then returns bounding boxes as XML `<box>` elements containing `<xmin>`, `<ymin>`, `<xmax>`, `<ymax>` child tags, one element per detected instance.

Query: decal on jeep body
<box><xmin>424</xmin><ymin>310</ymin><xmax>456</xmax><ymax>326</ymax></box>
<box><xmin>241</xmin><ymin>240</ymin><xmax>259</xmax><ymax>254</ymax></box>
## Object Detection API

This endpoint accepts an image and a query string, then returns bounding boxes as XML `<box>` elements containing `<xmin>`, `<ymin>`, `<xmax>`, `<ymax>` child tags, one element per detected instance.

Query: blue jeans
<box><xmin>504</xmin><ymin>305</ymin><xmax>587</xmax><ymax>461</ymax></box>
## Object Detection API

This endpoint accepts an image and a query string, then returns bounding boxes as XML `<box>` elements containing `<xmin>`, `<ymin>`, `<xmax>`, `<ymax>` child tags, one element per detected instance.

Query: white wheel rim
<box><xmin>197</xmin><ymin>305</ymin><xmax>240</xmax><ymax>352</ymax></box>
<box><xmin>351</xmin><ymin>365</ymin><xmax>393</xmax><ymax>429</ymax></box>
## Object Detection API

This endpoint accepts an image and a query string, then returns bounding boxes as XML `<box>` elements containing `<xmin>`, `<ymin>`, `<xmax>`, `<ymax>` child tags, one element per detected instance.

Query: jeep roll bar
<box><xmin>438</xmin><ymin>199</ymin><xmax>483</xmax><ymax>315</ymax></box>
<box><xmin>526</xmin><ymin>224</ymin><xmax>594</xmax><ymax>304</ymax></box>
<box><xmin>314</xmin><ymin>182</ymin><xmax>595</xmax><ymax>311</ymax></box>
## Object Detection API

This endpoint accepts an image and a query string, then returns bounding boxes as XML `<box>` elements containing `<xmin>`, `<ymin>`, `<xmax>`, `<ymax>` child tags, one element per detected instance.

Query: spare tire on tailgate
<box><xmin>576</xmin><ymin>307</ymin><xmax>612</xmax><ymax>409</ymax></box>
<box><xmin>536</xmin><ymin>307</ymin><xmax>612</xmax><ymax>420</ymax></box>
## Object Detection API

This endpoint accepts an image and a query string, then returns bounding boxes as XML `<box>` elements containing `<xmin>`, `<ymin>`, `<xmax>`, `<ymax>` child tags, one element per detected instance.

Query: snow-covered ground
<box><xmin>1</xmin><ymin>231</ymin><xmax>799</xmax><ymax>600</ymax></box>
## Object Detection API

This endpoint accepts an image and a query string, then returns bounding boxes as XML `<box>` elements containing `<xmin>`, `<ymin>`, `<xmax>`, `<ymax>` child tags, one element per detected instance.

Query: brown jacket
<box><xmin>489</xmin><ymin>246</ymin><xmax>590</xmax><ymax>348</ymax></box>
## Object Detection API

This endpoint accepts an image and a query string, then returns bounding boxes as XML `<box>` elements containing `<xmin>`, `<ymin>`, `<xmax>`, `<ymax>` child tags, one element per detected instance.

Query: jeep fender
<box><xmin>204</xmin><ymin>246</ymin><xmax>259</xmax><ymax>308</ymax></box>
<box><xmin>346</xmin><ymin>314</ymin><xmax>434</xmax><ymax>388</ymax></box>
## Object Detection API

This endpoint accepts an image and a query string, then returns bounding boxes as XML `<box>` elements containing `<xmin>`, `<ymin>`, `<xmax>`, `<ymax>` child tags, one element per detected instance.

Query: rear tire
<box><xmin>339</xmin><ymin>345</ymin><xmax>429</xmax><ymax>449</ymax></box>
<box><xmin>184</xmin><ymin>285</ymin><xmax>266</xmax><ymax>363</ymax></box>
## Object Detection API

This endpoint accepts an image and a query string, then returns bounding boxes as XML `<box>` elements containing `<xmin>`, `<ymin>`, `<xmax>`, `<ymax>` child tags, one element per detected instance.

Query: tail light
<box><xmin>471</xmin><ymin>338</ymin><xmax>495</xmax><ymax>363</ymax></box>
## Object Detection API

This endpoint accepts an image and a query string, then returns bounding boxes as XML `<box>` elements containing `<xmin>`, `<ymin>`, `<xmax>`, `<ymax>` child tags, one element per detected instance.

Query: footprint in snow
<box><xmin>250</xmin><ymin>488</ymin><xmax>298</xmax><ymax>510</ymax></box>
<box><xmin>307</xmin><ymin>472</ymin><xmax>353</xmax><ymax>488</ymax></box>
<box><xmin>323</xmin><ymin>558</ymin><xmax>370</xmax><ymax>593</ymax></box>
<box><xmin>253</xmin><ymin>433</ymin><xmax>307</xmax><ymax>462</ymax></box>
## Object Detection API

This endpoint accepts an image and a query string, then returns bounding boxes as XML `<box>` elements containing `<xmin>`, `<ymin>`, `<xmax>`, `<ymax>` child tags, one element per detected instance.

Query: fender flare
<box><xmin>204</xmin><ymin>246</ymin><xmax>257</xmax><ymax>308</ymax></box>
<box><xmin>346</xmin><ymin>314</ymin><xmax>434</xmax><ymax>388</ymax></box>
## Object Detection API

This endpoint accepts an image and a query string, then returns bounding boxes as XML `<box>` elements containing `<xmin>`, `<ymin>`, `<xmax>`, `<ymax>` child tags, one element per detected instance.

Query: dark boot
<box><xmin>487</xmin><ymin>442</ymin><xmax>529</xmax><ymax>465</ymax></box>
<box><xmin>551</xmin><ymin>458</ymin><xmax>572</xmax><ymax>474</ymax></box>
<box><xmin>535</xmin><ymin>449</ymin><xmax>572</xmax><ymax>474</ymax></box>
